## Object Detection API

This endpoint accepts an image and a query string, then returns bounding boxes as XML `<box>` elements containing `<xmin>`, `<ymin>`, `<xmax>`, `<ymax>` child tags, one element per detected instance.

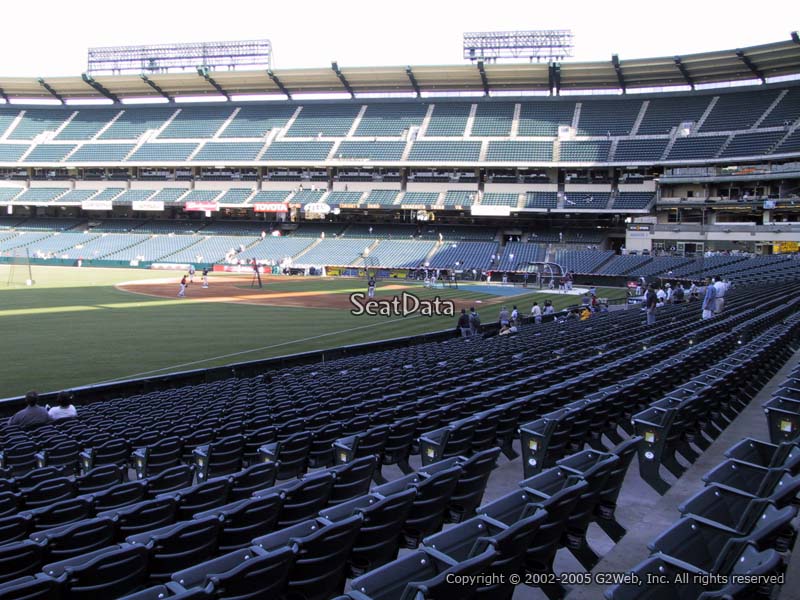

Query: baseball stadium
<box><xmin>0</xmin><ymin>17</ymin><xmax>800</xmax><ymax>599</ymax></box>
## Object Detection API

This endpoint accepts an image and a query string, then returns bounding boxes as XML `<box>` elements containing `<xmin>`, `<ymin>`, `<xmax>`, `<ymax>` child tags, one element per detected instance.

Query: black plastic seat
<box><xmin>42</xmin><ymin>544</ymin><xmax>149</xmax><ymax>599</ymax></box>
<box><xmin>88</xmin><ymin>481</ymin><xmax>147</xmax><ymax>512</ymax></box>
<box><xmin>242</xmin><ymin>426</ymin><xmax>276</xmax><ymax>466</ymax></box>
<box><xmin>194</xmin><ymin>493</ymin><xmax>284</xmax><ymax>553</ymax></box>
<box><xmin>378</xmin><ymin>417</ymin><xmax>418</xmax><ymax>480</ymax></box>
<box><xmin>479</xmin><ymin>468</ymin><xmax>588</xmax><ymax>600</ymax></box>
<box><xmin>258</xmin><ymin>431</ymin><xmax>312</xmax><ymax>480</ymax></box>
<box><xmin>79</xmin><ymin>439</ymin><xmax>130</xmax><ymax>472</ymax></box>
<box><xmin>253</xmin><ymin>516</ymin><xmax>362</xmax><ymax>600</ymax></box>
<box><xmin>145</xmin><ymin>465</ymin><xmax>196</xmax><ymax>498</ymax></box>
<box><xmin>448</xmin><ymin>448</ymin><xmax>500</xmax><ymax>523</ymax></box>
<box><xmin>0</xmin><ymin>443</ymin><xmax>39</xmax><ymax>476</ymax></box>
<box><xmin>75</xmin><ymin>464</ymin><xmax>125</xmax><ymax>495</ymax></box>
<box><xmin>35</xmin><ymin>441</ymin><xmax>81</xmax><ymax>475</ymax></box>
<box><xmin>348</xmin><ymin>547</ymin><xmax>497</xmax><ymax>600</ymax></box>
<box><xmin>30</xmin><ymin>517</ymin><xmax>117</xmax><ymax>562</ymax></box>
<box><xmin>398</xmin><ymin>464</ymin><xmax>462</xmax><ymax>549</ymax></box>
<box><xmin>308</xmin><ymin>422</ymin><xmax>343</xmax><ymax>469</ymax></box>
<box><xmin>21</xmin><ymin>478</ymin><xmax>76</xmax><ymax>511</ymax></box>
<box><xmin>334</xmin><ymin>425</ymin><xmax>389</xmax><ymax>465</ymax></box>
<box><xmin>126</xmin><ymin>516</ymin><xmax>222</xmax><ymax>582</ymax></box>
<box><xmin>0</xmin><ymin>514</ymin><xmax>32</xmax><ymax>546</ymax></box>
<box><xmin>423</xmin><ymin>510</ymin><xmax>547</xmax><ymax>599</ymax></box>
<box><xmin>319</xmin><ymin>488</ymin><xmax>416</xmax><ymax>577</ymax></box>
<box><xmin>96</xmin><ymin>496</ymin><xmax>178</xmax><ymax>539</ymax></box>
<box><xmin>118</xmin><ymin>585</ymin><xmax>213</xmax><ymax>599</ymax></box>
<box><xmin>170</xmin><ymin>545</ymin><xmax>295</xmax><ymax>599</ymax></box>
<box><xmin>725</xmin><ymin>438</ymin><xmax>800</xmax><ymax>473</ymax></box>
<box><xmin>132</xmin><ymin>437</ymin><xmax>184</xmax><ymax>479</ymax></box>
<box><xmin>193</xmin><ymin>435</ymin><xmax>244</xmax><ymax>482</ymax></box>
<box><xmin>554</xmin><ymin>449</ymin><xmax>620</xmax><ymax>570</ymax></box>
<box><xmin>0</xmin><ymin>575</ymin><xmax>61</xmax><ymax>600</ymax></box>
<box><xmin>161</xmin><ymin>478</ymin><xmax>230</xmax><ymax>521</ymax></box>
<box><xmin>594</xmin><ymin>437</ymin><xmax>641</xmax><ymax>542</ymax></box>
<box><xmin>419</xmin><ymin>419</ymin><xmax>477</xmax><ymax>466</ymax></box>
<box><xmin>24</xmin><ymin>498</ymin><xmax>93</xmax><ymax>532</ymax></box>
<box><xmin>0</xmin><ymin>493</ymin><xmax>21</xmax><ymax>519</ymax></box>
<box><xmin>269</xmin><ymin>471</ymin><xmax>335</xmax><ymax>528</ymax></box>
<box><xmin>0</xmin><ymin>540</ymin><xmax>46</xmax><ymax>583</ymax></box>
<box><xmin>650</xmin><ymin>509</ymin><xmax>796</xmax><ymax>574</ymax></box>
<box><xmin>226</xmin><ymin>463</ymin><xmax>277</xmax><ymax>502</ymax></box>
<box><xmin>328</xmin><ymin>456</ymin><xmax>377</xmax><ymax>506</ymax></box>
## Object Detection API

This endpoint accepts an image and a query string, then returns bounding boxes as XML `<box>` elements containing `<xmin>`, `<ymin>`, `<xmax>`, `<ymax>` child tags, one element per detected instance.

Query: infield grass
<box><xmin>0</xmin><ymin>265</ymin><xmax>626</xmax><ymax>398</ymax></box>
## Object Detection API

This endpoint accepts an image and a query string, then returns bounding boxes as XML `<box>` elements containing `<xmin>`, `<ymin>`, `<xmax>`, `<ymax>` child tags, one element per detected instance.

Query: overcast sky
<box><xmin>1</xmin><ymin>0</ymin><xmax>796</xmax><ymax>77</ymax></box>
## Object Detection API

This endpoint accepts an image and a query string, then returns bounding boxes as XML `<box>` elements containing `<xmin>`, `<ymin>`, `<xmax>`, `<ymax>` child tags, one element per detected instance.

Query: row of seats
<box><xmin>606</xmin><ymin>348</ymin><xmax>800</xmax><ymax>598</ymax></box>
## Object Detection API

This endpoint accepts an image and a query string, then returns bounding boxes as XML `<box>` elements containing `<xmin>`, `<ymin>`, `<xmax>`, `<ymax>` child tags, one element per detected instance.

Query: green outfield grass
<box><xmin>0</xmin><ymin>265</ymin><xmax>626</xmax><ymax>398</ymax></box>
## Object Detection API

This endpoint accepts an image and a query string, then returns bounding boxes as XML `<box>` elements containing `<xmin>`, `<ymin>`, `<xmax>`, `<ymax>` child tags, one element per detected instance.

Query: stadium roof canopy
<box><xmin>1</xmin><ymin>35</ymin><xmax>799</xmax><ymax>102</ymax></box>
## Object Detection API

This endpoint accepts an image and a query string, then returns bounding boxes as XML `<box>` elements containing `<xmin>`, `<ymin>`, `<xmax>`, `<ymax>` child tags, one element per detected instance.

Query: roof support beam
<box><xmin>477</xmin><ymin>60</ymin><xmax>490</xmax><ymax>96</ymax></box>
<box><xmin>548</xmin><ymin>63</ymin><xmax>561</xmax><ymax>96</ymax></box>
<box><xmin>612</xmin><ymin>54</ymin><xmax>626</xmax><ymax>93</ymax></box>
<box><xmin>331</xmin><ymin>62</ymin><xmax>355</xmax><ymax>98</ymax></box>
<box><xmin>673</xmin><ymin>56</ymin><xmax>695</xmax><ymax>90</ymax></box>
<box><xmin>140</xmin><ymin>75</ymin><xmax>173</xmax><ymax>102</ymax></box>
<box><xmin>0</xmin><ymin>87</ymin><xmax>9</xmax><ymax>103</ymax></box>
<box><xmin>736</xmin><ymin>50</ymin><xmax>766</xmax><ymax>83</ymax></box>
<box><xmin>37</xmin><ymin>78</ymin><xmax>65</xmax><ymax>104</ymax></box>
<box><xmin>197</xmin><ymin>67</ymin><xmax>230</xmax><ymax>100</ymax></box>
<box><xmin>81</xmin><ymin>73</ymin><xmax>120</xmax><ymax>103</ymax></box>
<box><xmin>267</xmin><ymin>70</ymin><xmax>291</xmax><ymax>100</ymax></box>
<box><xmin>405</xmin><ymin>66</ymin><xmax>421</xmax><ymax>97</ymax></box>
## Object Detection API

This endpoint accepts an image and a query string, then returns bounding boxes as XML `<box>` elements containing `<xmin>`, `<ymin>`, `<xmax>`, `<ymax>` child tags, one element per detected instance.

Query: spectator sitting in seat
<box><xmin>48</xmin><ymin>391</ymin><xmax>77</xmax><ymax>421</ymax></box>
<box><xmin>8</xmin><ymin>391</ymin><xmax>51</xmax><ymax>428</ymax></box>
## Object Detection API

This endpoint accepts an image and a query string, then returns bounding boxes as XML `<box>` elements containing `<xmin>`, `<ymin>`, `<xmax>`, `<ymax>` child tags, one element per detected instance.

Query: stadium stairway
<box><xmin>566</xmin><ymin>342</ymin><xmax>800</xmax><ymax>600</ymax></box>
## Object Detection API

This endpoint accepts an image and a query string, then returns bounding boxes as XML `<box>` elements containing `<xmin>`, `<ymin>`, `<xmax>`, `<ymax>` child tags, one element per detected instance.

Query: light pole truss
<box><xmin>463</xmin><ymin>30</ymin><xmax>574</xmax><ymax>63</ymax></box>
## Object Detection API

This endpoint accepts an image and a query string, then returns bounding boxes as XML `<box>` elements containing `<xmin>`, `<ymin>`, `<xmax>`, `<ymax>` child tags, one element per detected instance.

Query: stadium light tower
<box><xmin>463</xmin><ymin>30</ymin><xmax>574</xmax><ymax>63</ymax></box>
<box><xmin>87</xmin><ymin>39</ymin><xmax>273</xmax><ymax>75</ymax></box>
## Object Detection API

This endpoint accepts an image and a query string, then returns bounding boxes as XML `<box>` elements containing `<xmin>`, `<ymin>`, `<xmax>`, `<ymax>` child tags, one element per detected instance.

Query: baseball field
<box><xmin>0</xmin><ymin>265</ymin><xmax>627</xmax><ymax>399</ymax></box>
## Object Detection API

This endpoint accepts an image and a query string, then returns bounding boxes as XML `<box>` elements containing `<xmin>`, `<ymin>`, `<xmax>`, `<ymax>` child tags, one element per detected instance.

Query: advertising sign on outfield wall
<box><xmin>184</xmin><ymin>201</ymin><xmax>219</xmax><ymax>212</ymax></box>
<box><xmin>303</xmin><ymin>202</ymin><xmax>331</xmax><ymax>215</ymax></box>
<box><xmin>81</xmin><ymin>200</ymin><xmax>114</xmax><ymax>211</ymax></box>
<box><xmin>253</xmin><ymin>202</ymin><xmax>289</xmax><ymax>213</ymax></box>
<box><xmin>132</xmin><ymin>200</ymin><xmax>165</xmax><ymax>211</ymax></box>
<box><xmin>471</xmin><ymin>204</ymin><xmax>512</xmax><ymax>217</ymax></box>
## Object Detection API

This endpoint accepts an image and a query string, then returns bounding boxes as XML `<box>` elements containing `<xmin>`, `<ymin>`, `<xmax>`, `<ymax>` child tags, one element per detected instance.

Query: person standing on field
<box><xmin>178</xmin><ymin>274</ymin><xmax>188</xmax><ymax>298</ymax></box>
<box><xmin>202</xmin><ymin>267</ymin><xmax>209</xmax><ymax>289</ymax></box>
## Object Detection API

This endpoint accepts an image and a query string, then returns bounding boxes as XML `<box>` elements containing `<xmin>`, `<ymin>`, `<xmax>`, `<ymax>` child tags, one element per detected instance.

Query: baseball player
<box><xmin>202</xmin><ymin>267</ymin><xmax>209</xmax><ymax>288</ymax></box>
<box><xmin>178</xmin><ymin>274</ymin><xmax>188</xmax><ymax>298</ymax></box>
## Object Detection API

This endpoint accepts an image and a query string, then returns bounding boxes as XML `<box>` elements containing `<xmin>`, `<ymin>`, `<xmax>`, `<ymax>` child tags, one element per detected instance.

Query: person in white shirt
<box><xmin>48</xmin><ymin>392</ymin><xmax>77</xmax><ymax>421</ymax></box>
<box><xmin>531</xmin><ymin>302</ymin><xmax>542</xmax><ymax>324</ymax></box>
<box><xmin>655</xmin><ymin>287</ymin><xmax>667</xmax><ymax>306</ymax></box>
<box><xmin>713</xmin><ymin>276</ymin><xmax>727</xmax><ymax>314</ymax></box>
<box><xmin>510</xmin><ymin>305</ymin><xmax>519</xmax><ymax>325</ymax></box>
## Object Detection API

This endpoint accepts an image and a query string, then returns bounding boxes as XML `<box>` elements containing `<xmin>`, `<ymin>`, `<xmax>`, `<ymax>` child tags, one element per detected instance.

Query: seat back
<box><xmin>288</xmin><ymin>515</ymin><xmax>362</xmax><ymax>600</ymax></box>
<box><xmin>97</xmin><ymin>496</ymin><xmax>178</xmax><ymax>539</ymax></box>
<box><xmin>145</xmin><ymin>465</ymin><xmax>195</xmax><ymax>498</ymax></box>
<box><xmin>126</xmin><ymin>516</ymin><xmax>221</xmax><ymax>581</ymax></box>
<box><xmin>274</xmin><ymin>471</ymin><xmax>335</xmax><ymax>528</ymax></box>
<box><xmin>27</xmin><ymin>498</ymin><xmax>93</xmax><ymax>532</ymax></box>
<box><xmin>0</xmin><ymin>575</ymin><xmax>60</xmax><ymax>600</ymax></box>
<box><xmin>89</xmin><ymin>481</ymin><xmax>148</xmax><ymax>513</ymax></box>
<box><xmin>172</xmin><ymin>546</ymin><xmax>295</xmax><ymax>600</ymax></box>
<box><xmin>403</xmin><ymin>466</ymin><xmax>462</xmax><ymax>548</ymax></box>
<box><xmin>196</xmin><ymin>493</ymin><xmax>284</xmax><ymax>553</ymax></box>
<box><xmin>204</xmin><ymin>435</ymin><xmax>244</xmax><ymax>480</ymax></box>
<box><xmin>449</xmin><ymin>448</ymin><xmax>500</xmax><ymax>523</ymax></box>
<box><xmin>53</xmin><ymin>544</ymin><xmax>150</xmax><ymax>599</ymax></box>
<box><xmin>76</xmin><ymin>465</ymin><xmax>125</xmax><ymax>495</ymax></box>
<box><xmin>0</xmin><ymin>514</ymin><xmax>32</xmax><ymax>546</ymax></box>
<box><xmin>32</xmin><ymin>517</ymin><xmax>117</xmax><ymax>562</ymax></box>
<box><xmin>170</xmin><ymin>478</ymin><xmax>231</xmax><ymax>521</ymax></box>
<box><xmin>0</xmin><ymin>540</ymin><xmax>45</xmax><ymax>583</ymax></box>
<box><xmin>329</xmin><ymin>456</ymin><xmax>377</xmax><ymax>505</ymax></box>
<box><xmin>227</xmin><ymin>463</ymin><xmax>277</xmax><ymax>502</ymax></box>
<box><xmin>347</xmin><ymin>488</ymin><xmax>417</xmax><ymax>576</ymax></box>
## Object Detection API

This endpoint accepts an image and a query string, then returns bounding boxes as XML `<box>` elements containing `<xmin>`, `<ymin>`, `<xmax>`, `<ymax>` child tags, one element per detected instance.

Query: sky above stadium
<box><xmin>2</xmin><ymin>0</ymin><xmax>797</xmax><ymax>77</ymax></box>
